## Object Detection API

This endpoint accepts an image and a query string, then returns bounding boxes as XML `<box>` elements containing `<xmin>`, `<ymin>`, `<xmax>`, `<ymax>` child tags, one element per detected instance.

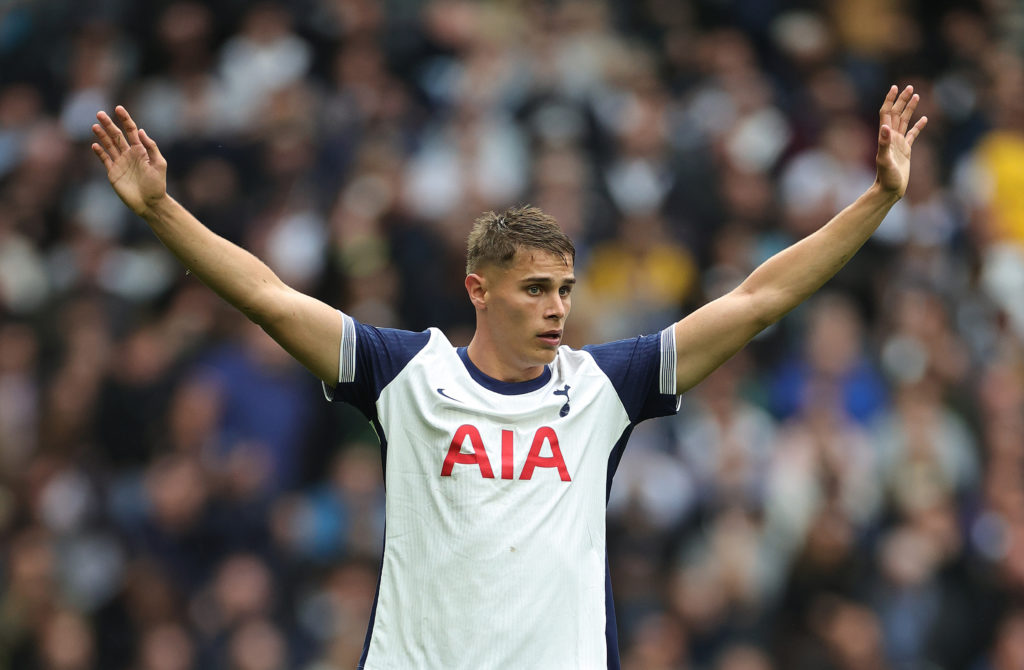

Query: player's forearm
<box><xmin>740</xmin><ymin>182</ymin><xmax>900</xmax><ymax>324</ymax></box>
<box><xmin>141</xmin><ymin>195</ymin><xmax>287</xmax><ymax>323</ymax></box>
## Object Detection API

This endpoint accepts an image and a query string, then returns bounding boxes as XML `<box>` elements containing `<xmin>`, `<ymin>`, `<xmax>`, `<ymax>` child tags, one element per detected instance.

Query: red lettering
<box><xmin>441</xmin><ymin>426</ymin><xmax>571</xmax><ymax>482</ymax></box>
<box><xmin>501</xmin><ymin>430</ymin><xmax>514</xmax><ymax>480</ymax></box>
<box><xmin>519</xmin><ymin>427</ymin><xmax>571</xmax><ymax>481</ymax></box>
<box><xmin>440</xmin><ymin>425</ymin><xmax>494</xmax><ymax>478</ymax></box>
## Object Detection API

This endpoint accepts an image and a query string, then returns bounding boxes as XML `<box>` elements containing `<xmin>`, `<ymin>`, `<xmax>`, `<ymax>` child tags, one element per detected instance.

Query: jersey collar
<box><xmin>457</xmin><ymin>347</ymin><xmax>552</xmax><ymax>395</ymax></box>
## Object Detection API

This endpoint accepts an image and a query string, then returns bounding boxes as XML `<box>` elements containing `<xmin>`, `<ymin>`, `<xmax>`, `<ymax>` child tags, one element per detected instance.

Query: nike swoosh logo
<box><xmin>436</xmin><ymin>388</ymin><xmax>463</xmax><ymax>403</ymax></box>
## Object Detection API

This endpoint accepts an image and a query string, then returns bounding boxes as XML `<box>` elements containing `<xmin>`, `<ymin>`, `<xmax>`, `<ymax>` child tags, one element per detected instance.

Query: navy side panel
<box><xmin>603</xmin><ymin>424</ymin><xmax>635</xmax><ymax>668</ymax></box>
<box><xmin>605</xmin><ymin>554</ymin><xmax>621</xmax><ymax>670</ymax></box>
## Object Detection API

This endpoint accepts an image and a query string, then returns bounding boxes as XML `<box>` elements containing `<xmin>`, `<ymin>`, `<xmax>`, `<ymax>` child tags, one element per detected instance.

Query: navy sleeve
<box><xmin>583</xmin><ymin>326</ymin><xmax>680</xmax><ymax>423</ymax></box>
<box><xmin>322</xmin><ymin>313</ymin><xmax>431</xmax><ymax>420</ymax></box>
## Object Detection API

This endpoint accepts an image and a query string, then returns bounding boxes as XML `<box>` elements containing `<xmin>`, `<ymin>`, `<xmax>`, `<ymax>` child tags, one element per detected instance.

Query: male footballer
<box><xmin>92</xmin><ymin>85</ymin><xmax>926</xmax><ymax>669</ymax></box>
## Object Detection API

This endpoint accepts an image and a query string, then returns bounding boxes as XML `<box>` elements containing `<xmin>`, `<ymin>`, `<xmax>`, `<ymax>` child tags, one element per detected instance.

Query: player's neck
<box><xmin>465</xmin><ymin>338</ymin><xmax>545</xmax><ymax>383</ymax></box>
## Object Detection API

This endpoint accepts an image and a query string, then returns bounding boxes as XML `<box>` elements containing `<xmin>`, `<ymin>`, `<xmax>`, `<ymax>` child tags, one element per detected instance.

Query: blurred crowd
<box><xmin>1</xmin><ymin>0</ymin><xmax>1024</xmax><ymax>668</ymax></box>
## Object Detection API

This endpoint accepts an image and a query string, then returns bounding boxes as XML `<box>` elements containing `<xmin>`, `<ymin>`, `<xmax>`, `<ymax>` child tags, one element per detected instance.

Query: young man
<box><xmin>92</xmin><ymin>86</ymin><xmax>926</xmax><ymax>669</ymax></box>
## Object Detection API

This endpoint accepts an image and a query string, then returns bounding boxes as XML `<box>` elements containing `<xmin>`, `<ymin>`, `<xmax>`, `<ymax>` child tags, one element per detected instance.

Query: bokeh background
<box><xmin>2</xmin><ymin>0</ymin><xmax>1024</xmax><ymax>668</ymax></box>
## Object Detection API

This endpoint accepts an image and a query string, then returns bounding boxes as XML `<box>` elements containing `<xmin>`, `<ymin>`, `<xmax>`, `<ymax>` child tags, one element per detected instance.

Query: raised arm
<box><xmin>671</xmin><ymin>85</ymin><xmax>928</xmax><ymax>393</ymax></box>
<box><xmin>91</xmin><ymin>106</ymin><xmax>341</xmax><ymax>385</ymax></box>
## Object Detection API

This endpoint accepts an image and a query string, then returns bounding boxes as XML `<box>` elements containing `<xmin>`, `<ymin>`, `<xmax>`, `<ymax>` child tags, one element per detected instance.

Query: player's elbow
<box><xmin>239</xmin><ymin>302</ymin><xmax>267</xmax><ymax>325</ymax></box>
<box><xmin>237</xmin><ymin>281</ymin><xmax>292</xmax><ymax>327</ymax></box>
<box><xmin>733</xmin><ymin>283</ymin><xmax>789</xmax><ymax>332</ymax></box>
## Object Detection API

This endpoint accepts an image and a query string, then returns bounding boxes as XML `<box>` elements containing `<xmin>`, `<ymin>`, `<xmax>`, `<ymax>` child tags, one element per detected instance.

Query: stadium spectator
<box><xmin>0</xmin><ymin>1</ymin><xmax>1021</xmax><ymax>668</ymax></box>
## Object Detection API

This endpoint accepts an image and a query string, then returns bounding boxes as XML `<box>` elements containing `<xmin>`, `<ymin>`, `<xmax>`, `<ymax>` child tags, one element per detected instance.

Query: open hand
<box><xmin>91</xmin><ymin>106</ymin><xmax>168</xmax><ymax>216</ymax></box>
<box><xmin>875</xmin><ymin>85</ymin><xmax>928</xmax><ymax>198</ymax></box>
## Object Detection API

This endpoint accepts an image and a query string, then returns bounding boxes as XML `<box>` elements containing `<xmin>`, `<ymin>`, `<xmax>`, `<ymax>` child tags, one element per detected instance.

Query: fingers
<box><xmin>898</xmin><ymin>92</ymin><xmax>919</xmax><ymax>134</ymax></box>
<box><xmin>888</xmin><ymin>85</ymin><xmax>914</xmax><ymax>130</ymax></box>
<box><xmin>92</xmin><ymin>107</ymin><xmax>143</xmax><ymax>160</ymax></box>
<box><xmin>879</xmin><ymin>85</ymin><xmax>898</xmax><ymax>129</ymax></box>
<box><xmin>906</xmin><ymin>115</ymin><xmax>928</xmax><ymax>147</ymax></box>
<box><xmin>115</xmin><ymin>105</ymin><xmax>142</xmax><ymax>145</ymax></box>
<box><xmin>879</xmin><ymin>85</ymin><xmax>925</xmax><ymax>139</ymax></box>
<box><xmin>91</xmin><ymin>142</ymin><xmax>113</xmax><ymax>170</ymax></box>
<box><xmin>92</xmin><ymin>111</ymin><xmax>122</xmax><ymax>158</ymax></box>
<box><xmin>139</xmin><ymin>128</ymin><xmax>164</xmax><ymax>166</ymax></box>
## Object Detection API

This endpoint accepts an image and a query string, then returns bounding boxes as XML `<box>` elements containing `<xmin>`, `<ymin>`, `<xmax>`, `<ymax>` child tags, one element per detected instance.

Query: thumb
<box><xmin>879</xmin><ymin>124</ymin><xmax>891</xmax><ymax>144</ymax></box>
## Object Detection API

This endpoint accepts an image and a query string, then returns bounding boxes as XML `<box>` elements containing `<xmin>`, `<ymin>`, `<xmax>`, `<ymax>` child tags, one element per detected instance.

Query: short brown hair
<box><xmin>466</xmin><ymin>205</ymin><xmax>575</xmax><ymax>274</ymax></box>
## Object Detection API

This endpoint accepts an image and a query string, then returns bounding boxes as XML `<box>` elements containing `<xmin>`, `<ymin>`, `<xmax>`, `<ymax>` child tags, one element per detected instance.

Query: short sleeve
<box><xmin>583</xmin><ymin>326</ymin><xmax>680</xmax><ymax>423</ymax></box>
<box><xmin>322</xmin><ymin>312</ymin><xmax>431</xmax><ymax>420</ymax></box>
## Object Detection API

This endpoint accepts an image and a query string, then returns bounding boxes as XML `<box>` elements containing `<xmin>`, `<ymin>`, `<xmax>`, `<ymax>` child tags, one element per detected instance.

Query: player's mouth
<box><xmin>538</xmin><ymin>330</ymin><xmax>562</xmax><ymax>347</ymax></box>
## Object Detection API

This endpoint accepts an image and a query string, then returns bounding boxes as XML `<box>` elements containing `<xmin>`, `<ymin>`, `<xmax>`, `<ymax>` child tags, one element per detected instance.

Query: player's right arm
<box><xmin>91</xmin><ymin>106</ymin><xmax>341</xmax><ymax>385</ymax></box>
<box><xmin>669</xmin><ymin>85</ymin><xmax>927</xmax><ymax>394</ymax></box>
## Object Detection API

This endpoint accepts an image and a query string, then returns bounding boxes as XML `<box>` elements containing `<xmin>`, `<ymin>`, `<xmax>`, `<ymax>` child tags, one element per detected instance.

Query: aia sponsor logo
<box><xmin>440</xmin><ymin>424</ymin><xmax>571</xmax><ymax>481</ymax></box>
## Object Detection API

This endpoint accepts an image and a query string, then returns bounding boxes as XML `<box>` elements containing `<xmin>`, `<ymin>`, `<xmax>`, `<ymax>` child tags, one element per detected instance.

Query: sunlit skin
<box><xmin>465</xmin><ymin>249</ymin><xmax>575</xmax><ymax>383</ymax></box>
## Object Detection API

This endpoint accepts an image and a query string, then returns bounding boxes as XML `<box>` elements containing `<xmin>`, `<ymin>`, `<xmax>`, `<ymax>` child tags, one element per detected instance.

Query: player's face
<box><xmin>484</xmin><ymin>248</ymin><xmax>575</xmax><ymax>376</ymax></box>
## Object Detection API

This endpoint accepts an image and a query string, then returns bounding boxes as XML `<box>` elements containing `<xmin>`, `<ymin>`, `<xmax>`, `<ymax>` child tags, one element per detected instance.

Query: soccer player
<box><xmin>91</xmin><ymin>86</ymin><xmax>926</xmax><ymax>669</ymax></box>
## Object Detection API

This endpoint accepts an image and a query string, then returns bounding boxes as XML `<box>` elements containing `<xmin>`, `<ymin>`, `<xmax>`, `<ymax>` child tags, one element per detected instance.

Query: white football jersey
<box><xmin>324</xmin><ymin>312</ymin><xmax>680</xmax><ymax>669</ymax></box>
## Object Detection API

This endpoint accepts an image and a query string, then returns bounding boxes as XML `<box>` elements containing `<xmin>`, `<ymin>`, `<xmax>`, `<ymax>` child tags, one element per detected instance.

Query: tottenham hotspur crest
<box><xmin>554</xmin><ymin>385</ymin><xmax>571</xmax><ymax>417</ymax></box>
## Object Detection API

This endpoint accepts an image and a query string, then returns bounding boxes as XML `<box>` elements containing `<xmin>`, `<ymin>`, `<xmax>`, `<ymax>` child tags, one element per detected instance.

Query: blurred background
<box><xmin>1</xmin><ymin>0</ymin><xmax>1024</xmax><ymax>668</ymax></box>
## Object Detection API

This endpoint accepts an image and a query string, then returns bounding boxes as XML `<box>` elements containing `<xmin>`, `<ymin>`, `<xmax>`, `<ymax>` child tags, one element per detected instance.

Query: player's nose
<box><xmin>545</xmin><ymin>295</ymin><xmax>566</xmax><ymax>319</ymax></box>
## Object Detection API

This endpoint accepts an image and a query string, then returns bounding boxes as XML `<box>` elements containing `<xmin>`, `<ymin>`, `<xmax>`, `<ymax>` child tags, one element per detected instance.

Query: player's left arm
<box><xmin>671</xmin><ymin>85</ymin><xmax>928</xmax><ymax>394</ymax></box>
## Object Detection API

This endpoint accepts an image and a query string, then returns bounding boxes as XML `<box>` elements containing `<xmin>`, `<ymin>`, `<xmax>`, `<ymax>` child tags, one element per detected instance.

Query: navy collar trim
<box><xmin>457</xmin><ymin>347</ymin><xmax>551</xmax><ymax>395</ymax></box>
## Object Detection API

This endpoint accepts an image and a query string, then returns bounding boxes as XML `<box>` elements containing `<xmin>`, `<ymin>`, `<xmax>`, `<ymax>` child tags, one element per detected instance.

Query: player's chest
<box><xmin>378</xmin><ymin>375</ymin><xmax>625</xmax><ymax>484</ymax></box>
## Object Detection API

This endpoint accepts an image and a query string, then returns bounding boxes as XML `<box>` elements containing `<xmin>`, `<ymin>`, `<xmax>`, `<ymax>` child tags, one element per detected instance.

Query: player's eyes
<box><xmin>559</xmin><ymin>286</ymin><xmax>572</xmax><ymax>296</ymax></box>
<box><xmin>527</xmin><ymin>286</ymin><xmax>541</xmax><ymax>295</ymax></box>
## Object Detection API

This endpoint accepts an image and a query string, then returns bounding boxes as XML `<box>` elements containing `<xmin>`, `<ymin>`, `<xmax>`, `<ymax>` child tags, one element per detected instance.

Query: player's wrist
<box><xmin>138</xmin><ymin>191</ymin><xmax>174</xmax><ymax>220</ymax></box>
<box><xmin>868</xmin><ymin>178</ymin><xmax>904</xmax><ymax>203</ymax></box>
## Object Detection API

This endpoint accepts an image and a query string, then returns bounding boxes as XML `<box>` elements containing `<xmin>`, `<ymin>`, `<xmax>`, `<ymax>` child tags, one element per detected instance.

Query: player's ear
<box><xmin>466</xmin><ymin>273</ymin><xmax>487</xmax><ymax>309</ymax></box>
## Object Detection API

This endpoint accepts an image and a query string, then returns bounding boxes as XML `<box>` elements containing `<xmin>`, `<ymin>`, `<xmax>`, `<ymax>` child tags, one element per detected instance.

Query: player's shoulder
<box><xmin>369</xmin><ymin>324</ymin><xmax>460</xmax><ymax>373</ymax></box>
<box><xmin>572</xmin><ymin>329</ymin><xmax>674</xmax><ymax>389</ymax></box>
<box><xmin>553</xmin><ymin>343</ymin><xmax>593</xmax><ymax>361</ymax></box>
<box><xmin>550</xmin><ymin>342</ymin><xmax>610</xmax><ymax>379</ymax></box>
<box><xmin>351</xmin><ymin>318</ymin><xmax>441</xmax><ymax>353</ymax></box>
<box><xmin>567</xmin><ymin>332</ymin><xmax>659</xmax><ymax>367</ymax></box>
<box><xmin>342</xmin><ymin>317</ymin><xmax>444</xmax><ymax>388</ymax></box>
